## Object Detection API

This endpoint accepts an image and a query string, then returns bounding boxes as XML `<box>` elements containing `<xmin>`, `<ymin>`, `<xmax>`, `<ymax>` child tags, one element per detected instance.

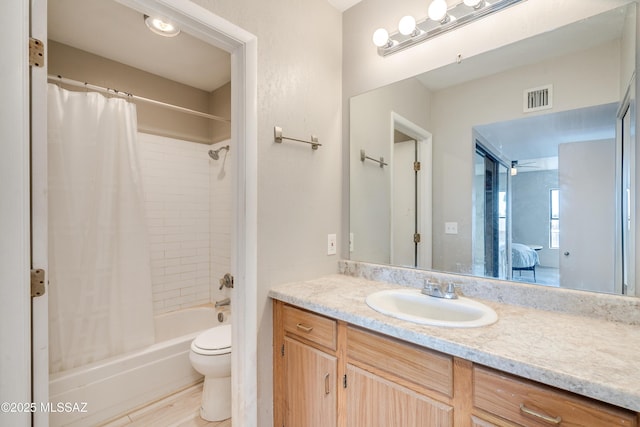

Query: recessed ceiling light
<box><xmin>144</xmin><ymin>14</ymin><xmax>180</xmax><ymax>37</ymax></box>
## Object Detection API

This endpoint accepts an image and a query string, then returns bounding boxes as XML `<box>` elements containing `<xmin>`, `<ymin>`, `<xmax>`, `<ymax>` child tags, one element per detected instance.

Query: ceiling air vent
<box><xmin>523</xmin><ymin>84</ymin><xmax>552</xmax><ymax>113</ymax></box>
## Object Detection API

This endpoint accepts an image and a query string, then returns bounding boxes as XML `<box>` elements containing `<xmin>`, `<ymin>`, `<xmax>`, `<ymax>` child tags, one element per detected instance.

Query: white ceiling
<box><xmin>48</xmin><ymin>0</ymin><xmax>231</xmax><ymax>92</ymax></box>
<box><xmin>474</xmin><ymin>103</ymin><xmax>618</xmax><ymax>162</ymax></box>
<box><xmin>327</xmin><ymin>0</ymin><xmax>363</xmax><ymax>12</ymax></box>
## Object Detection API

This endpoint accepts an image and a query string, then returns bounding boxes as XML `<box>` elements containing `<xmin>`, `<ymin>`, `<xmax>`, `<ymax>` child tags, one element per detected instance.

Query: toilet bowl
<box><xmin>189</xmin><ymin>324</ymin><xmax>232</xmax><ymax>421</ymax></box>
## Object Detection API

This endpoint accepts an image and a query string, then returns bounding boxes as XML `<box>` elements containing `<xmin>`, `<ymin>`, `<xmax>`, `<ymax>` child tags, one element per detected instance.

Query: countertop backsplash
<box><xmin>338</xmin><ymin>260</ymin><xmax>640</xmax><ymax>326</ymax></box>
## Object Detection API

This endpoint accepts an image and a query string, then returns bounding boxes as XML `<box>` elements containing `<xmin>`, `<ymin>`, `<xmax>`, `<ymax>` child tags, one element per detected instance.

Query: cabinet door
<box><xmin>346</xmin><ymin>364</ymin><xmax>453</xmax><ymax>427</ymax></box>
<box><xmin>285</xmin><ymin>337</ymin><xmax>337</xmax><ymax>427</ymax></box>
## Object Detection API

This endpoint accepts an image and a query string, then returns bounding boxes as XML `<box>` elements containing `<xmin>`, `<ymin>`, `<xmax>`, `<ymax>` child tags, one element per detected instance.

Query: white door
<box><xmin>559</xmin><ymin>140</ymin><xmax>616</xmax><ymax>292</ymax></box>
<box><xmin>0</xmin><ymin>1</ymin><xmax>35</xmax><ymax>426</ymax></box>
<box><xmin>392</xmin><ymin>139</ymin><xmax>417</xmax><ymax>267</ymax></box>
<box><xmin>392</xmin><ymin>137</ymin><xmax>433</xmax><ymax>269</ymax></box>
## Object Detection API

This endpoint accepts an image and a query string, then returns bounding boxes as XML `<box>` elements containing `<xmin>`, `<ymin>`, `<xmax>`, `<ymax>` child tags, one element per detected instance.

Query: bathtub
<box><xmin>49</xmin><ymin>306</ymin><xmax>225</xmax><ymax>427</ymax></box>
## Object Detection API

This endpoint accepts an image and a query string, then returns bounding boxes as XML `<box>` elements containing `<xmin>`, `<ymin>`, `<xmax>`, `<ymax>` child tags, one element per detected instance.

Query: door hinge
<box><xmin>414</xmin><ymin>233</ymin><xmax>421</xmax><ymax>244</ymax></box>
<box><xmin>343</xmin><ymin>374</ymin><xmax>347</xmax><ymax>388</ymax></box>
<box><xmin>413</xmin><ymin>161</ymin><xmax>421</xmax><ymax>172</ymax></box>
<box><xmin>281</xmin><ymin>343</ymin><xmax>285</xmax><ymax>357</ymax></box>
<box><xmin>29</xmin><ymin>38</ymin><xmax>45</xmax><ymax>68</ymax></box>
<box><xmin>31</xmin><ymin>269</ymin><xmax>46</xmax><ymax>298</ymax></box>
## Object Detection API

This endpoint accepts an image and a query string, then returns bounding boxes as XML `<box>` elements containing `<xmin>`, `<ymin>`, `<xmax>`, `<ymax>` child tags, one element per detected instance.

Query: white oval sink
<box><xmin>365</xmin><ymin>288</ymin><xmax>498</xmax><ymax>328</ymax></box>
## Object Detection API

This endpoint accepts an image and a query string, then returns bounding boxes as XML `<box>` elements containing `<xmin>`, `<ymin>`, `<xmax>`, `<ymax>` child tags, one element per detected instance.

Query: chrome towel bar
<box><xmin>360</xmin><ymin>149</ymin><xmax>388</xmax><ymax>168</ymax></box>
<box><xmin>274</xmin><ymin>126</ymin><xmax>321</xmax><ymax>150</ymax></box>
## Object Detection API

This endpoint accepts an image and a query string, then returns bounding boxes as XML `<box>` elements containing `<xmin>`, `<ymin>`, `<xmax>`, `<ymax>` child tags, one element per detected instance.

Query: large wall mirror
<box><xmin>350</xmin><ymin>3</ymin><xmax>638</xmax><ymax>296</ymax></box>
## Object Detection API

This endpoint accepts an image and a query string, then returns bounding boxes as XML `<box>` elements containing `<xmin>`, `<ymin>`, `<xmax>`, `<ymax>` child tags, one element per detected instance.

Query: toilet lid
<box><xmin>193</xmin><ymin>324</ymin><xmax>231</xmax><ymax>352</ymax></box>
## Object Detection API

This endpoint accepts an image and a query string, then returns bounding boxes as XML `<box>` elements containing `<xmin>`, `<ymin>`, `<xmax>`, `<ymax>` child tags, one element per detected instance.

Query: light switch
<box><xmin>328</xmin><ymin>234</ymin><xmax>337</xmax><ymax>255</ymax></box>
<box><xmin>445</xmin><ymin>222</ymin><xmax>458</xmax><ymax>234</ymax></box>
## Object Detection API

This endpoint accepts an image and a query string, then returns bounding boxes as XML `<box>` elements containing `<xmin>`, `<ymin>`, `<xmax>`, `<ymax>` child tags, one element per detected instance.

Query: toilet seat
<box><xmin>191</xmin><ymin>324</ymin><xmax>232</xmax><ymax>356</ymax></box>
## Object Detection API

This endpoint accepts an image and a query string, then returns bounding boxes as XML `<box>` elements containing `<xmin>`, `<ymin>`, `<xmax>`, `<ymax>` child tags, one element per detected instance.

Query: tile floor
<box><xmin>100</xmin><ymin>383</ymin><xmax>231</xmax><ymax>427</ymax></box>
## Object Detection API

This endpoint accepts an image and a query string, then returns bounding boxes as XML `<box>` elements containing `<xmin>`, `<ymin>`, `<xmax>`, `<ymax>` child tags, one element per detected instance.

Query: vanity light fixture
<box><xmin>464</xmin><ymin>0</ymin><xmax>486</xmax><ymax>9</ymax></box>
<box><xmin>144</xmin><ymin>14</ymin><xmax>181</xmax><ymax>37</ymax></box>
<box><xmin>428</xmin><ymin>0</ymin><xmax>450</xmax><ymax>24</ymax></box>
<box><xmin>373</xmin><ymin>0</ymin><xmax>526</xmax><ymax>56</ymax></box>
<box><xmin>398</xmin><ymin>15</ymin><xmax>418</xmax><ymax>36</ymax></box>
<box><xmin>372</xmin><ymin>28</ymin><xmax>393</xmax><ymax>48</ymax></box>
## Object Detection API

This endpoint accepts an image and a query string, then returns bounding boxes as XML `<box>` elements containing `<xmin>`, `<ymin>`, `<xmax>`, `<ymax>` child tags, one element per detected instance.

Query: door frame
<box><xmin>616</xmin><ymin>76</ymin><xmax>636</xmax><ymax>296</ymax></box>
<box><xmin>29</xmin><ymin>1</ymin><xmax>258</xmax><ymax>426</ymax></box>
<box><xmin>0</xmin><ymin>1</ymin><xmax>32</xmax><ymax>425</ymax></box>
<box><xmin>473</xmin><ymin>137</ymin><xmax>512</xmax><ymax>279</ymax></box>
<box><xmin>390</xmin><ymin>112</ymin><xmax>432</xmax><ymax>269</ymax></box>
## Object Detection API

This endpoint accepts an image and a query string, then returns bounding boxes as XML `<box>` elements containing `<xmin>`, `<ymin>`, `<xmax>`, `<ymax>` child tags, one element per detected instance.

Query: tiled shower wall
<box><xmin>138</xmin><ymin>133</ymin><xmax>231</xmax><ymax>314</ymax></box>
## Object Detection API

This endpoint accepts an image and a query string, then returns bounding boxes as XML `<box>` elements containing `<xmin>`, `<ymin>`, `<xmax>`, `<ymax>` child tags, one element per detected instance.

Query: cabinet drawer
<box><xmin>473</xmin><ymin>366</ymin><xmax>636</xmax><ymax>427</ymax></box>
<box><xmin>346</xmin><ymin>326</ymin><xmax>453</xmax><ymax>397</ymax></box>
<box><xmin>283</xmin><ymin>304</ymin><xmax>337</xmax><ymax>351</ymax></box>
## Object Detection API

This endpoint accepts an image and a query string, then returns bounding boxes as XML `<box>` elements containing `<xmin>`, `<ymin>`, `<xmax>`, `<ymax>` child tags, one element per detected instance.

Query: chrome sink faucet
<box><xmin>421</xmin><ymin>281</ymin><xmax>458</xmax><ymax>299</ymax></box>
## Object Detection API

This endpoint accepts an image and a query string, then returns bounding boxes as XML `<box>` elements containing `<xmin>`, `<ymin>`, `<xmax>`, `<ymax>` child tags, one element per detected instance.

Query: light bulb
<box><xmin>398</xmin><ymin>15</ymin><xmax>417</xmax><ymax>36</ymax></box>
<box><xmin>144</xmin><ymin>15</ymin><xmax>180</xmax><ymax>37</ymax></box>
<box><xmin>428</xmin><ymin>0</ymin><xmax>448</xmax><ymax>22</ymax></box>
<box><xmin>372</xmin><ymin>28</ymin><xmax>390</xmax><ymax>47</ymax></box>
<box><xmin>464</xmin><ymin>0</ymin><xmax>484</xmax><ymax>8</ymax></box>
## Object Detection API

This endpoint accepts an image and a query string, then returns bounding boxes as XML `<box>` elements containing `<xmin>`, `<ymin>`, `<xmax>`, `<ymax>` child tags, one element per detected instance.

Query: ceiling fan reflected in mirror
<box><xmin>510</xmin><ymin>160</ymin><xmax>541</xmax><ymax>176</ymax></box>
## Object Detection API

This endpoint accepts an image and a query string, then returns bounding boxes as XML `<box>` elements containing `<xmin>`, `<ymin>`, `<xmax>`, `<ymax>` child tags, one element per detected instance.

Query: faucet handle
<box><xmin>421</xmin><ymin>280</ymin><xmax>440</xmax><ymax>296</ymax></box>
<box><xmin>444</xmin><ymin>283</ymin><xmax>458</xmax><ymax>299</ymax></box>
<box><xmin>423</xmin><ymin>279</ymin><xmax>435</xmax><ymax>290</ymax></box>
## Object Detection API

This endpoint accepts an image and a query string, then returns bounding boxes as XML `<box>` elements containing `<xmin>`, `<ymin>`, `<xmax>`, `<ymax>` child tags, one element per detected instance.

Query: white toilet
<box><xmin>189</xmin><ymin>324</ymin><xmax>232</xmax><ymax>421</ymax></box>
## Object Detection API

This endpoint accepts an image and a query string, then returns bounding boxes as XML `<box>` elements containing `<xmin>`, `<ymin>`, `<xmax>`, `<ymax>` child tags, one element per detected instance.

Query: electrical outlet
<box><xmin>328</xmin><ymin>234</ymin><xmax>337</xmax><ymax>255</ymax></box>
<box><xmin>349</xmin><ymin>233</ymin><xmax>354</xmax><ymax>252</ymax></box>
<box><xmin>445</xmin><ymin>222</ymin><xmax>458</xmax><ymax>234</ymax></box>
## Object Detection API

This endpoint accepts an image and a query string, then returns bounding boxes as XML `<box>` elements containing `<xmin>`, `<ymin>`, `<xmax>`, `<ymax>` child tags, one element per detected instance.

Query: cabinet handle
<box><xmin>324</xmin><ymin>373</ymin><xmax>330</xmax><ymax>395</ymax></box>
<box><xmin>519</xmin><ymin>404</ymin><xmax>562</xmax><ymax>424</ymax></box>
<box><xmin>296</xmin><ymin>323</ymin><xmax>313</xmax><ymax>333</ymax></box>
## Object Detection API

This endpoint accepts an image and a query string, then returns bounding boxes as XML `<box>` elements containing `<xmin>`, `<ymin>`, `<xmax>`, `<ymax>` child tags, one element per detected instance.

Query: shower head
<box><xmin>208</xmin><ymin>145</ymin><xmax>230</xmax><ymax>160</ymax></box>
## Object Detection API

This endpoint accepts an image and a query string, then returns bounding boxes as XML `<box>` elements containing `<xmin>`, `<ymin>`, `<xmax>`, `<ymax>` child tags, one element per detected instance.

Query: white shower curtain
<box><xmin>47</xmin><ymin>84</ymin><xmax>155</xmax><ymax>373</ymax></box>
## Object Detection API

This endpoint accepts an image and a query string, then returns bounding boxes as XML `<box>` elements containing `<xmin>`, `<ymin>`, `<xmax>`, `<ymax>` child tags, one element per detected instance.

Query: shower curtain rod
<box><xmin>47</xmin><ymin>74</ymin><xmax>231</xmax><ymax>124</ymax></box>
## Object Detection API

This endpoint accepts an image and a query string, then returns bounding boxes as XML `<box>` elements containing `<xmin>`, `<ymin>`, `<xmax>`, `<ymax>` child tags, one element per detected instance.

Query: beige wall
<box><xmin>190</xmin><ymin>1</ymin><xmax>342</xmax><ymax>425</ymax></box>
<box><xmin>430</xmin><ymin>40</ymin><xmax>621</xmax><ymax>272</ymax></box>
<box><xmin>209</xmin><ymin>82</ymin><xmax>231</xmax><ymax>143</ymax></box>
<box><xmin>48</xmin><ymin>40</ymin><xmax>230</xmax><ymax>144</ymax></box>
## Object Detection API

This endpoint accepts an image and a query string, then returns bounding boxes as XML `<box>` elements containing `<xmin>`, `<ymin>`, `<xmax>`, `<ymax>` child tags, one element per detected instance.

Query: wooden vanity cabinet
<box><xmin>274</xmin><ymin>302</ymin><xmax>339</xmax><ymax>427</ymax></box>
<box><xmin>471</xmin><ymin>365</ymin><xmax>638</xmax><ymax>427</ymax></box>
<box><xmin>345</xmin><ymin>326</ymin><xmax>455</xmax><ymax>426</ymax></box>
<box><xmin>273</xmin><ymin>301</ymin><xmax>639</xmax><ymax>427</ymax></box>
<box><xmin>274</xmin><ymin>301</ymin><xmax>457</xmax><ymax>427</ymax></box>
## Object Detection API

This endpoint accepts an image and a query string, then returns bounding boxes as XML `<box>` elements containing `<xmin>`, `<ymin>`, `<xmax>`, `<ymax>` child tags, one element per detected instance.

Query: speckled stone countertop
<box><xmin>269</xmin><ymin>271</ymin><xmax>640</xmax><ymax>412</ymax></box>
